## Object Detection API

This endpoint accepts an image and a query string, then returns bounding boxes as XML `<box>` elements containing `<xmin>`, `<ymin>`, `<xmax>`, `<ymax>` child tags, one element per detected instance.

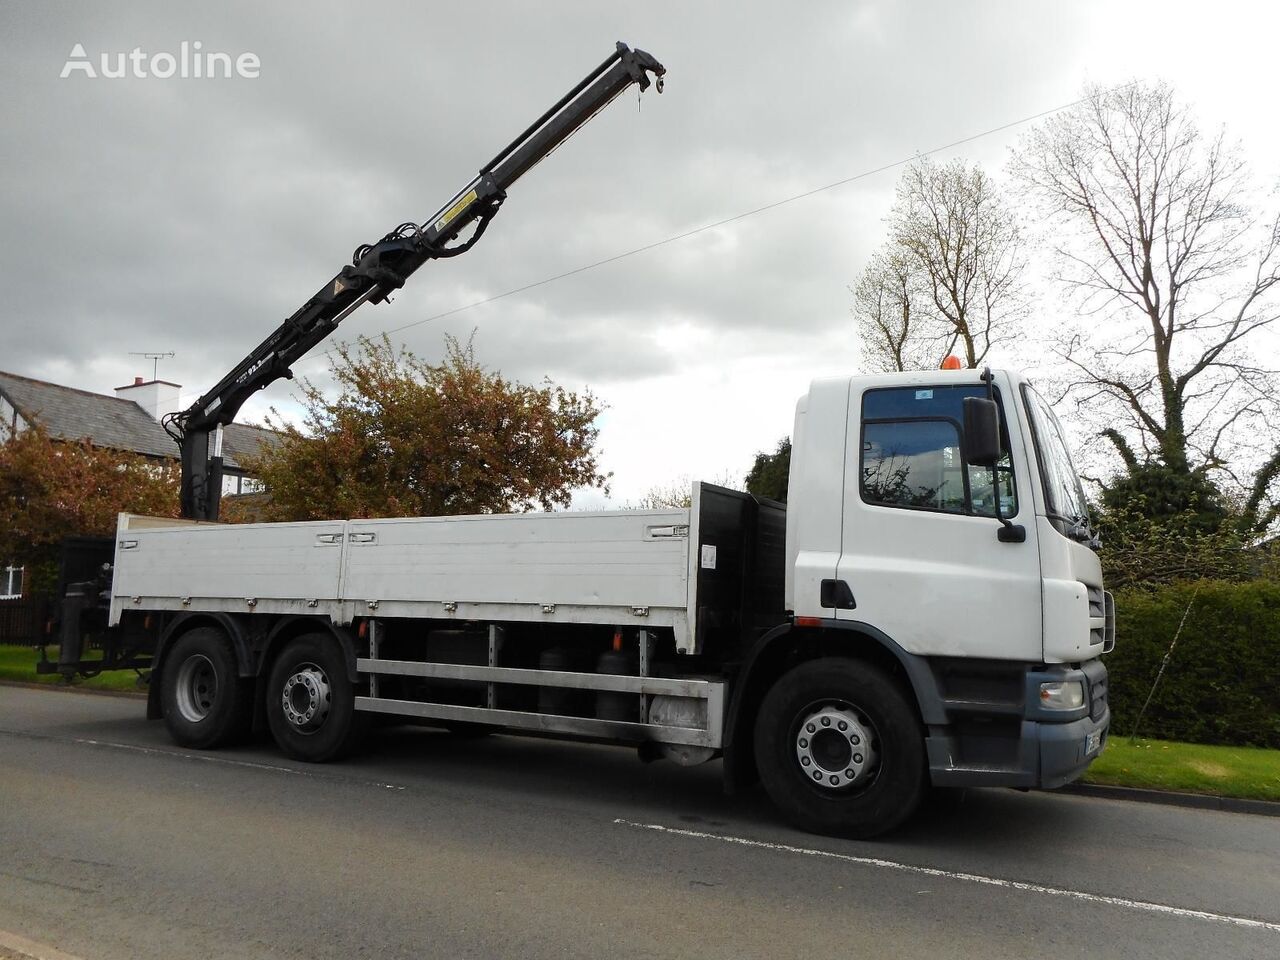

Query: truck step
<box><xmin>358</xmin><ymin>658</ymin><xmax>716</xmax><ymax>697</ymax></box>
<box><xmin>356</xmin><ymin>659</ymin><xmax>726</xmax><ymax>748</ymax></box>
<box><xmin>354</xmin><ymin>696</ymin><xmax>720</xmax><ymax>748</ymax></box>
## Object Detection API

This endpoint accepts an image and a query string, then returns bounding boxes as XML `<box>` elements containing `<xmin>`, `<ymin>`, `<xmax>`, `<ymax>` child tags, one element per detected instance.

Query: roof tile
<box><xmin>0</xmin><ymin>370</ymin><xmax>279</xmax><ymax>472</ymax></box>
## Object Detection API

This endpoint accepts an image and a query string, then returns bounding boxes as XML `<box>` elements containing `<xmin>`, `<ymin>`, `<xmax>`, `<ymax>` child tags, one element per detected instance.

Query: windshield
<box><xmin>1021</xmin><ymin>384</ymin><xmax>1090</xmax><ymax>532</ymax></box>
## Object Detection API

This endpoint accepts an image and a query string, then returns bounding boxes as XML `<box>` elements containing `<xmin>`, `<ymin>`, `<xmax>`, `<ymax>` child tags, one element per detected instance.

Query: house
<box><xmin>0</xmin><ymin>370</ymin><xmax>278</xmax><ymax>495</ymax></box>
<box><xmin>0</xmin><ymin>370</ymin><xmax>280</xmax><ymax>640</ymax></box>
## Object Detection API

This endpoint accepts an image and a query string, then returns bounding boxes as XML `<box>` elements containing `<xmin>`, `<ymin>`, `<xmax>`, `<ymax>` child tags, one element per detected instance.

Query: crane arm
<box><xmin>168</xmin><ymin>41</ymin><xmax>664</xmax><ymax>520</ymax></box>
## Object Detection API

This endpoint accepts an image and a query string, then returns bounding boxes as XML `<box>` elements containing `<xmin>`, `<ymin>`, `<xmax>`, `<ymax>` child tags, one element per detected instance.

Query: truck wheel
<box><xmin>754</xmin><ymin>658</ymin><xmax>925</xmax><ymax>838</ymax></box>
<box><xmin>161</xmin><ymin>627</ymin><xmax>253</xmax><ymax>749</ymax></box>
<box><xmin>266</xmin><ymin>634</ymin><xmax>365</xmax><ymax>762</ymax></box>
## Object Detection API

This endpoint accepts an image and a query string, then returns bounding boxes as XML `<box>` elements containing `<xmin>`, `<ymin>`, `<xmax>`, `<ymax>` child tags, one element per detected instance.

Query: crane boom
<box><xmin>167</xmin><ymin>41</ymin><xmax>665</xmax><ymax>520</ymax></box>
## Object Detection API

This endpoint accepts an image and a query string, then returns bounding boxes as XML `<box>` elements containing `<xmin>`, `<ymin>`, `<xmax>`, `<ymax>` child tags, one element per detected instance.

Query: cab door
<box><xmin>834</xmin><ymin>377</ymin><xmax>1042</xmax><ymax>661</ymax></box>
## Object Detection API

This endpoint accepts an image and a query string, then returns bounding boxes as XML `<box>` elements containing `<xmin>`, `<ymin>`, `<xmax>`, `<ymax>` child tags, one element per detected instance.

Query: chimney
<box><xmin>116</xmin><ymin>378</ymin><xmax>183</xmax><ymax>422</ymax></box>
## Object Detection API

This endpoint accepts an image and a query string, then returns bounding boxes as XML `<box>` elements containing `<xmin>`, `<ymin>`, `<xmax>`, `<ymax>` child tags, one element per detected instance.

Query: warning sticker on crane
<box><xmin>435</xmin><ymin>189</ymin><xmax>478</xmax><ymax>233</ymax></box>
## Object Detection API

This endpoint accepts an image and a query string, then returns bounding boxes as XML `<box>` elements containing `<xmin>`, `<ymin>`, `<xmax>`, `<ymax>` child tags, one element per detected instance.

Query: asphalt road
<box><xmin>0</xmin><ymin>684</ymin><xmax>1277</xmax><ymax>960</ymax></box>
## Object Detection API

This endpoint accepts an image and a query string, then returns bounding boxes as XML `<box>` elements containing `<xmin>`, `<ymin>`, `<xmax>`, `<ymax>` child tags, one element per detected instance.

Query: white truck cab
<box><xmin>782</xmin><ymin>367</ymin><xmax>1111</xmax><ymax>797</ymax></box>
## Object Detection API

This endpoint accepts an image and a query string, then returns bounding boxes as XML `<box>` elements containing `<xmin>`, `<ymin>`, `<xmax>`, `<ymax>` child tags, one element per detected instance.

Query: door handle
<box><xmin>820</xmin><ymin>579</ymin><xmax>857</xmax><ymax>610</ymax></box>
<box><xmin>997</xmin><ymin>524</ymin><xmax>1027</xmax><ymax>543</ymax></box>
<box><xmin>348</xmin><ymin>532</ymin><xmax>377</xmax><ymax>544</ymax></box>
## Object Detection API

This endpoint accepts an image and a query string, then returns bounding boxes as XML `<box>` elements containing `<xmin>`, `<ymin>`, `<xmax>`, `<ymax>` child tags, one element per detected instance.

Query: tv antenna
<box><xmin>129</xmin><ymin>351</ymin><xmax>175</xmax><ymax>381</ymax></box>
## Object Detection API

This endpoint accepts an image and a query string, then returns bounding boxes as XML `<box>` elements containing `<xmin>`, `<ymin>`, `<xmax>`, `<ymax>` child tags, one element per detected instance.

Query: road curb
<box><xmin>0</xmin><ymin>678</ymin><xmax>147</xmax><ymax>700</ymax></box>
<box><xmin>1061</xmin><ymin>781</ymin><xmax>1280</xmax><ymax>817</ymax></box>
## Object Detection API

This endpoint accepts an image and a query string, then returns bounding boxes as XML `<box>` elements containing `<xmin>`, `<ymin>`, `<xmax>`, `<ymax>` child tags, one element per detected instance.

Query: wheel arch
<box><xmin>723</xmin><ymin>619</ymin><xmax>943</xmax><ymax>792</ymax></box>
<box><xmin>260</xmin><ymin>616</ymin><xmax>359</xmax><ymax>685</ymax></box>
<box><xmin>147</xmin><ymin>612</ymin><xmax>252</xmax><ymax>720</ymax></box>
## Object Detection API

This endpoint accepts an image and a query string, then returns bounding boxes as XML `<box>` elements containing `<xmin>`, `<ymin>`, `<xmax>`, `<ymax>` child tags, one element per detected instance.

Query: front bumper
<box><xmin>926</xmin><ymin>658</ymin><xmax>1110</xmax><ymax>789</ymax></box>
<box><xmin>1036</xmin><ymin>706</ymin><xmax>1109</xmax><ymax>789</ymax></box>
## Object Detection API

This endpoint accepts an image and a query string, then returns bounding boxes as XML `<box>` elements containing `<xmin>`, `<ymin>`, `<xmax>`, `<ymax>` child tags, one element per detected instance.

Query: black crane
<box><xmin>165</xmin><ymin>42</ymin><xmax>665</xmax><ymax>520</ymax></box>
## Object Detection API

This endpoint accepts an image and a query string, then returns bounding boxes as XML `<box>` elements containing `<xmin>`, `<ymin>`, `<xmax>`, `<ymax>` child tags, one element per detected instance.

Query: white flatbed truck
<box><xmin>54</xmin><ymin>367</ymin><xmax>1112</xmax><ymax>837</ymax></box>
<box><xmin>41</xmin><ymin>42</ymin><xmax>1113</xmax><ymax>836</ymax></box>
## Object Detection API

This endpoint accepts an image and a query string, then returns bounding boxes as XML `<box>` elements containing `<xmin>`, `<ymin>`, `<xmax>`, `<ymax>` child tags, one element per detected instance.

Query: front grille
<box><xmin>1087</xmin><ymin>585</ymin><xmax>1105</xmax><ymax>617</ymax></box>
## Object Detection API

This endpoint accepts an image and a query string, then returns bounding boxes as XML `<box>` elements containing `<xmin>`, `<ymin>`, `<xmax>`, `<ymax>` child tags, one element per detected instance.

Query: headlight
<box><xmin>1039</xmin><ymin>680</ymin><xmax>1085</xmax><ymax>710</ymax></box>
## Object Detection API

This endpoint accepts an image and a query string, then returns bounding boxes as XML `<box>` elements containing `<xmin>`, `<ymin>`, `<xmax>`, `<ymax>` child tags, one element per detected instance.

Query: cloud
<box><xmin>3</xmin><ymin>0</ymin><xmax>1278</xmax><ymax>502</ymax></box>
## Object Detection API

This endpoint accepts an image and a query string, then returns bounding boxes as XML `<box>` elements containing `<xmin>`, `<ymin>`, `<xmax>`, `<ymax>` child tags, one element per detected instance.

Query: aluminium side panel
<box><xmin>340</xmin><ymin>509</ymin><xmax>692</xmax><ymax>633</ymax></box>
<box><xmin>109</xmin><ymin>514</ymin><xmax>347</xmax><ymax>624</ymax></box>
<box><xmin>108</xmin><ymin>509</ymin><xmax>697</xmax><ymax>641</ymax></box>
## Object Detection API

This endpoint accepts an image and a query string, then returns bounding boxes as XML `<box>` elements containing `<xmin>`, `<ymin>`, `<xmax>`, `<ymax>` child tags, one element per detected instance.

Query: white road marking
<box><xmin>614</xmin><ymin>818</ymin><xmax>1280</xmax><ymax>933</ymax></box>
<box><xmin>0</xmin><ymin>729</ymin><xmax>405</xmax><ymax>791</ymax></box>
<box><xmin>0</xmin><ymin>927</ymin><xmax>87</xmax><ymax>960</ymax></box>
<box><xmin>69</xmin><ymin>736</ymin><xmax>407</xmax><ymax>790</ymax></box>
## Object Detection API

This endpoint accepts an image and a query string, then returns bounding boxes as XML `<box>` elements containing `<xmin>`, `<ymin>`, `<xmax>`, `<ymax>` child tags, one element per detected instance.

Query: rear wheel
<box><xmin>266</xmin><ymin>634</ymin><xmax>365</xmax><ymax>762</ymax></box>
<box><xmin>161</xmin><ymin>627</ymin><xmax>253</xmax><ymax>749</ymax></box>
<box><xmin>754</xmin><ymin>657</ymin><xmax>925</xmax><ymax>838</ymax></box>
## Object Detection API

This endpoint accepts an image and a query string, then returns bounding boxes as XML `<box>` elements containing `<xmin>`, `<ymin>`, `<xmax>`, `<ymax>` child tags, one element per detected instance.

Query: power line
<box><xmin>173</xmin><ymin>84</ymin><xmax>1125</xmax><ymax>410</ymax></box>
<box><xmin>379</xmin><ymin>86</ymin><xmax>1121</xmax><ymax>338</ymax></box>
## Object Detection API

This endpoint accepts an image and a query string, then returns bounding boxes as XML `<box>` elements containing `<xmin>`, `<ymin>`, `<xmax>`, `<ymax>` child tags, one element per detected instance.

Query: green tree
<box><xmin>745</xmin><ymin>438</ymin><xmax>790</xmax><ymax>502</ymax></box>
<box><xmin>0</xmin><ymin>425</ymin><xmax>179</xmax><ymax>592</ymax></box>
<box><xmin>239</xmin><ymin>335</ymin><xmax>609</xmax><ymax>521</ymax></box>
<box><xmin>1094</xmin><ymin>499</ymin><xmax>1250</xmax><ymax>590</ymax></box>
<box><xmin>1098</xmin><ymin>462</ymin><xmax>1229</xmax><ymax>534</ymax></box>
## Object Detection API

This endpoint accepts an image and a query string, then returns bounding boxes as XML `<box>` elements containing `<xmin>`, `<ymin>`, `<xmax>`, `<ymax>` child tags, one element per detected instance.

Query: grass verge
<box><xmin>1084</xmin><ymin>737</ymin><xmax>1280</xmax><ymax>802</ymax></box>
<box><xmin>0</xmin><ymin>643</ymin><xmax>145</xmax><ymax>693</ymax></box>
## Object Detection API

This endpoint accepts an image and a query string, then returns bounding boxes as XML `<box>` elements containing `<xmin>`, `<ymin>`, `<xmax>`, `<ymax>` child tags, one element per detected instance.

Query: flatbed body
<box><xmin>110</xmin><ymin>485</ymin><xmax>786</xmax><ymax>659</ymax></box>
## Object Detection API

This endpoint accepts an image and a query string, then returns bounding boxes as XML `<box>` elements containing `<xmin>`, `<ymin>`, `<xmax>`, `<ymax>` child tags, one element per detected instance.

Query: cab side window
<box><xmin>862</xmin><ymin>420</ymin><xmax>966</xmax><ymax>512</ymax></box>
<box><xmin>860</xmin><ymin>386</ymin><xmax>1017</xmax><ymax>517</ymax></box>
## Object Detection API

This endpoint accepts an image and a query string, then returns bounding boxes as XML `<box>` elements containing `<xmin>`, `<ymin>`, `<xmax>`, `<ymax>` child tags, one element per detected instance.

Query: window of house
<box><xmin>1</xmin><ymin>566</ymin><xmax>23</xmax><ymax>600</ymax></box>
<box><xmin>861</xmin><ymin>385</ymin><xmax>1017</xmax><ymax>517</ymax></box>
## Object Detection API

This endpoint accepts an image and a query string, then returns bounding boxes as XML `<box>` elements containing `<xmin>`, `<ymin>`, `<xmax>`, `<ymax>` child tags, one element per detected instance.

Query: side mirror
<box><xmin>963</xmin><ymin>396</ymin><xmax>1000</xmax><ymax>466</ymax></box>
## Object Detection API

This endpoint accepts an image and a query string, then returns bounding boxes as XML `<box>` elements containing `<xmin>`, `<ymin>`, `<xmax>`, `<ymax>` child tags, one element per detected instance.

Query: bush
<box><xmin>1108</xmin><ymin>580</ymin><xmax>1280</xmax><ymax>748</ymax></box>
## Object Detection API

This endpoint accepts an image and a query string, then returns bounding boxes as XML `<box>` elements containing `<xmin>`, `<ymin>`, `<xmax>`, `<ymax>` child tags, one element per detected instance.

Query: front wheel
<box><xmin>754</xmin><ymin>658</ymin><xmax>925</xmax><ymax>838</ymax></box>
<box><xmin>266</xmin><ymin>634</ymin><xmax>365</xmax><ymax>762</ymax></box>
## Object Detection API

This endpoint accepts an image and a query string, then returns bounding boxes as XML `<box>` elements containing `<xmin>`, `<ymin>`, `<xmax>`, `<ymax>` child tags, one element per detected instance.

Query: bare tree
<box><xmin>851</xmin><ymin>251</ymin><xmax>932</xmax><ymax>373</ymax></box>
<box><xmin>1013</xmin><ymin>82</ymin><xmax>1280</xmax><ymax>525</ymax></box>
<box><xmin>854</xmin><ymin>158</ymin><xmax>1026</xmax><ymax>370</ymax></box>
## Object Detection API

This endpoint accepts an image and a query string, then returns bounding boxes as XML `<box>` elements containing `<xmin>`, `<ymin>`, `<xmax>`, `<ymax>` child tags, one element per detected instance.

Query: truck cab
<box><xmin>781</xmin><ymin>367</ymin><xmax>1111</xmax><ymax>796</ymax></box>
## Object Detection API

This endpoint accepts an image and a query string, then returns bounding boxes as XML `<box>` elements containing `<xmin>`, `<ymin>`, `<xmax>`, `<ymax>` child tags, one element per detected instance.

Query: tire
<box><xmin>266</xmin><ymin>633</ymin><xmax>365</xmax><ymax>762</ymax></box>
<box><xmin>754</xmin><ymin>657</ymin><xmax>925</xmax><ymax>839</ymax></box>
<box><xmin>161</xmin><ymin>626</ymin><xmax>253</xmax><ymax>749</ymax></box>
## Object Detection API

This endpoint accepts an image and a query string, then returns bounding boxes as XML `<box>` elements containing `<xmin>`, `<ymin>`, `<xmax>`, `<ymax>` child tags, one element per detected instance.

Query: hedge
<box><xmin>1106</xmin><ymin>580</ymin><xmax>1280</xmax><ymax>748</ymax></box>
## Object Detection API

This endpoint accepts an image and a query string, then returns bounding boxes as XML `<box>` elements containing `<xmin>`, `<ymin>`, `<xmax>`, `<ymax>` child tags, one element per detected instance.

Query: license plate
<box><xmin>1085</xmin><ymin>730</ymin><xmax>1103</xmax><ymax>756</ymax></box>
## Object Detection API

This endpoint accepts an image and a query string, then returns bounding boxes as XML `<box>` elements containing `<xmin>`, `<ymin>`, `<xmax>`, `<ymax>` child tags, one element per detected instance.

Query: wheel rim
<box><xmin>280</xmin><ymin>662</ymin><xmax>332</xmax><ymax>735</ymax></box>
<box><xmin>175</xmin><ymin>654</ymin><xmax>218</xmax><ymax>723</ymax></box>
<box><xmin>793</xmin><ymin>701</ymin><xmax>880</xmax><ymax>791</ymax></box>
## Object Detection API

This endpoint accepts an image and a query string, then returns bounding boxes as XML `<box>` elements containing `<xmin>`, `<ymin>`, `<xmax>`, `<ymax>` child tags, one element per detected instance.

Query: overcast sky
<box><xmin>3</xmin><ymin>1</ymin><xmax>1278</xmax><ymax>506</ymax></box>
